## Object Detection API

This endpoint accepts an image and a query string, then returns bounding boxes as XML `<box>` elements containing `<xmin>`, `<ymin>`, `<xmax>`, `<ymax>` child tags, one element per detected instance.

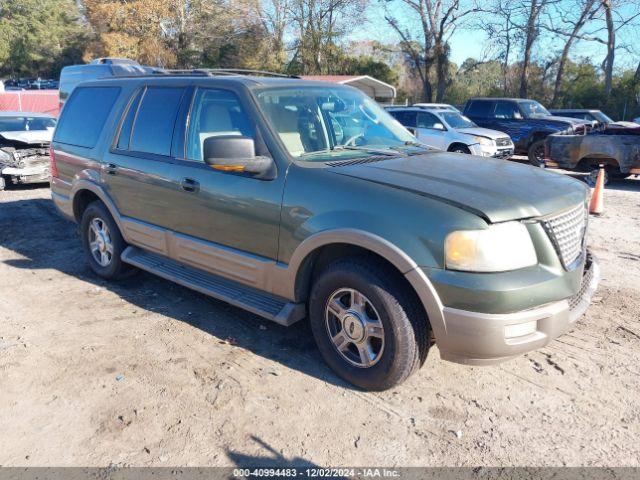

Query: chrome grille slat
<box><xmin>543</xmin><ymin>204</ymin><xmax>587</xmax><ymax>269</ymax></box>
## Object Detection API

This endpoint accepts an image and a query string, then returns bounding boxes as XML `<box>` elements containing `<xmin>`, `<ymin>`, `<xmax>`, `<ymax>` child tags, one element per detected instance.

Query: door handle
<box><xmin>180</xmin><ymin>177</ymin><xmax>200</xmax><ymax>193</ymax></box>
<box><xmin>104</xmin><ymin>163</ymin><xmax>118</xmax><ymax>175</ymax></box>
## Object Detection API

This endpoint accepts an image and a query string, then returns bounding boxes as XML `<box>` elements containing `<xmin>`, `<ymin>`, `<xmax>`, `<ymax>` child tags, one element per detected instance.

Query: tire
<box><xmin>527</xmin><ymin>139</ymin><xmax>546</xmax><ymax>167</ymax></box>
<box><xmin>449</xmin><ymin>145</ymin><xmax>471</xmax><ymax>154</ymax></box>
<box><xmin>80</xmin><ymin>201</ymin><xmax>136</xmax><ymax>280</ymax></box>
<box><xmin>309</xmin><ymin>258</ymin><xmax>429</xmax><ymax>391</ymax></box>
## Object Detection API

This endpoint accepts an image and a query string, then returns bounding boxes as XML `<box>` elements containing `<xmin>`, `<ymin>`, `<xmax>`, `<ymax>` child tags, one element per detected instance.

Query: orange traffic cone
<box><xmin>589</xmin><ymin>166</ymin><xmax>605</xmax><ymax>215</ymax></box>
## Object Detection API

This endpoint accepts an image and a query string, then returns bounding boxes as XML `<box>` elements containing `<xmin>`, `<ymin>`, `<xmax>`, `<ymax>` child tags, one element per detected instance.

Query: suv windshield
<box><xmin>440</xmin><ymin>111</ymin><xmax>476</xmax><ymax>129</ymax></box>
<box><xmin>519</xmin><ymin>101</ymin><xmax>551</xmax><ymax>118</ymax></box>
<box><xmin>256</xmin><ymin>87</ymin><xmax>417</xmax><ymax>161</ymax></box>
<box><xmin>592</xmin><ymin>111</ymin><xmax>614</xmax><ymax>123</ymax></box>
<box><xmin>0</xmin><ymin>116</ymin><xmax>56</xmax><ymax>132</ymax></box>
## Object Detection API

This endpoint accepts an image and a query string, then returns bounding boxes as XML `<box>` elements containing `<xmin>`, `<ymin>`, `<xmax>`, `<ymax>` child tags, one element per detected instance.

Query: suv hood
<box><xmin>456</xmin><ymin>127</ymin><xmax>511</xmax><ymax>140</ymax></box>
<box><xmin>328</xmin><ymin>152</ymin><xmax>587</xmax><ymax>223</ymax></box>
<box><xmin>533</xmin><ymin>115</ymin><xmax>591</xmax><ymax>127</ymax></box>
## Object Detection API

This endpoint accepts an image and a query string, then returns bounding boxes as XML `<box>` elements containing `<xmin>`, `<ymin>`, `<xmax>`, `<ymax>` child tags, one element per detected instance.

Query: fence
<box><xmin>0</xmin><ymin>90</ymin><xmax>60</xmax><ymax>117</ymax></box>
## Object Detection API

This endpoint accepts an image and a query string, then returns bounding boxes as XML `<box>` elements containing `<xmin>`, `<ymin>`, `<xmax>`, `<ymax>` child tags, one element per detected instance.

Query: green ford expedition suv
<box><xmin>50</xmin><ymin>71</ymin><xmax>599</xmax><ymax>390</ymax></box>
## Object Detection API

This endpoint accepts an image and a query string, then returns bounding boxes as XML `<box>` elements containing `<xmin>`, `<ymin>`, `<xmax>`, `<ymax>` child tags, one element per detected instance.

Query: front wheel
<box><xmin>449</xmin><ymin>145</ymin><xmax>471</xmax><ymax>154</ymax></box>
<box><xmin>527</xmin><ymin>140</ymin><xmax>546</xmax><ymax>167</ymax></box>
<box><xmin>309</xmin><ymin>258</ymin><xmax>429</xmax><ymax>390</ymax></box>
<box><xmin>80</xmin><ymin>201</ymin><xmax>136</xmax><ymax>280</ymax></box>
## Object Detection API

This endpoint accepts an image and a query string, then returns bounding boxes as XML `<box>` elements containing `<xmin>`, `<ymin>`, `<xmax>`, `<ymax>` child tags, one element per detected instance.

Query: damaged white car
<box><xmin>0</xmin><ymin>111</ymin><xmax>56</xmax><ymax>190</ymax></box>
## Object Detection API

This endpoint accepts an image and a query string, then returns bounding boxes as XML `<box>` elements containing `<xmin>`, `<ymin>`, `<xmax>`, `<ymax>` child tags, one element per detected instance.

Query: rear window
<box><xmin>54</xmin><ymin>86</ymin><xmax>121</xmax><ymax>148</ymax></box>
<box><xmin>466</xmin><ymin>100</ymin><xmax>494</xmax><ymax>117</ymax></box>
<box><xmin>129</xmin><ymin>87</ymin><xmax>185</xmax><ymax>156</ymax></box>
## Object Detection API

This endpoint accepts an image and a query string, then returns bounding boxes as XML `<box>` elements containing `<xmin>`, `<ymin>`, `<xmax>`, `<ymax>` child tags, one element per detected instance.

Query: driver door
<box><xmin>164</xmin><ymin>87</ymin><xmax>285</xmax><ymax>260</ymax></box>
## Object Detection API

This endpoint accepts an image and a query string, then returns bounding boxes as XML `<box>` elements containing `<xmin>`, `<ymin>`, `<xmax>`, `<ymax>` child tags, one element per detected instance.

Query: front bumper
<box><xmin>435</xmin><ymin>255</ymin><xmax>600</xmax><ymax>365</ymax></box>
<box><xmin>469</xmin><ymin>143</ymin><xmax>515</xmax><ymax>159</ymax></box>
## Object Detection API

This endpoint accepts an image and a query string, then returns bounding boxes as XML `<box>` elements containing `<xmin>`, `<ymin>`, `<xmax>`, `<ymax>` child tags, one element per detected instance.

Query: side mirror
<box><xmin>203</xmin><ymin>135</ymin><xmax>273</xmax><ymax>176</ymax></box>
<box><xmin>513</xmin><ymin>111</ymin><xmax>523</xmax><ymax>120</ymax></box>
<box><xmin>433</xmin><ymin>122</ymin><xmax>445</xmax><ymax>131</ymax></box>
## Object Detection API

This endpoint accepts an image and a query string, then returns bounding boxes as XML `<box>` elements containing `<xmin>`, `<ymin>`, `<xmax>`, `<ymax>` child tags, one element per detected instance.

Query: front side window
<box><xmin>519</xmin><ymin>101</ymin><xmax>551</xmax><ymax>118</ymax></box>
<box><xmin>494</xmin><ymin>101</ymin><xmax>521</xmax><ymax>119</ymax></box>
<box><xmin>130</xmin><ymin>87</ymin><xmax>185</xmax><ymax>156</ymax></box>
<box><xmin>417</xmin><ymin>112</ymin><xmax>442</xmax><ymax>129</ymax></box>
<box><xmin>256</xmin><ymin>87</ymin><xmax>415</xmax><ymax>161</ymax></box>
<box><xmin>186</xmin><ymin>89</ymin><xmax>254</xmax><ymax>161</ymax></box>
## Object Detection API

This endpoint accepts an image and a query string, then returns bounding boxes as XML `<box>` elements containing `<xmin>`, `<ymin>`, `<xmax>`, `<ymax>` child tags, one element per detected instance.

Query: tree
<box><xmin>287</xmin><ymin>0</ymin><xmax>368</xmax><ymax>74</ymax></box>
<box><xmin>543</xmin><ymin>0</ymin><xmax>601</xmax><ymax>105</ymax></box>
<box><xmin>0</xmin><ymin>0</ymin><xmax>86</xmax><ymax>77</ymax></box>
<box><xmin>385</xmin><ymin>0</ymin><xmax>481</xmax><ymax>102</ymax></box>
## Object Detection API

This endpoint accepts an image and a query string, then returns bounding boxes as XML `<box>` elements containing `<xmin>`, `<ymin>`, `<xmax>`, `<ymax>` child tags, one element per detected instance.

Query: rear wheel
<box><xmin>527</xmin><ymin>139</ymin><xmax>546</xmax><ymax>167</ymax></box>
<box><xmin>309</xmin><ymin>258</ymin><xmax>429</xmax><ymax>390</ymax></box>
<box><xmin>80</xmin><ymin>201</ymin><xmax>136</xmax><ymax>280</ymax></box>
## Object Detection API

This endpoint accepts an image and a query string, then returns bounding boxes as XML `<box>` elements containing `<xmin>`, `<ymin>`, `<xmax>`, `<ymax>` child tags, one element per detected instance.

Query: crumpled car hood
<box><xmin>328</xmin><ymin>152</ymin><xmax>588</xmax><ymax>223</ymax></box>
<box><xmin>0</xmin><ymin>129</ymin><xmax>53</xmax><ymax>145</ymax></box>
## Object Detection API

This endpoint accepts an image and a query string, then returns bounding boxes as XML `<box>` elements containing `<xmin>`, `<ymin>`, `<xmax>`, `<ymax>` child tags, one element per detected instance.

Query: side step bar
<box><xmin>121</xmin><ymin>246</ymin><xmax>305</xmax><ymax>326</ymax></box>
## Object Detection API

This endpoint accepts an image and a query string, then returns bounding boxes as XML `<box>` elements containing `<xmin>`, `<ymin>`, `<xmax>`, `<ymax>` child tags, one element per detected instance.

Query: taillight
<box><xmin>49</xmin><ymin>146</ymin><xmax>58</xmax><ymax>178</ymax></box>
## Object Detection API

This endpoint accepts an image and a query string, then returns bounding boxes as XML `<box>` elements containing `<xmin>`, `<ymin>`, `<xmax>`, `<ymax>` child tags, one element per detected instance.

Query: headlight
<box><xmin>473</xmin><ymin>136</ymin><xmax>495</xmax><ymax>146</ymax></box>
<box><xmin>445</xmin><ymin>221</ymin><xmax>537</xmax><ymax>272</ymax></box>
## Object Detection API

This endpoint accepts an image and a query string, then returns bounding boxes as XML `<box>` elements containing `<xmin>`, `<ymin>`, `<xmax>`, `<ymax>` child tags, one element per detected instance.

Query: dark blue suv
<box><xmin>464</xmin><ymin>98</ymin><xmax>591</xmax><ymax>166</ymax></box>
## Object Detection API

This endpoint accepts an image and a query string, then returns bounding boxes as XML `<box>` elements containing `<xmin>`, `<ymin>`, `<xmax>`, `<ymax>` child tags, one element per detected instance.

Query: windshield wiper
<box><xmin>299</xmin><ymin>145</ymin><xmax>399</xmax><ymax>158</ymax></box>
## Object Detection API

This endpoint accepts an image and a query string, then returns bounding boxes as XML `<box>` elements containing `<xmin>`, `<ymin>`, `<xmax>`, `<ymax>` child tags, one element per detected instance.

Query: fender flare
<box><xmin>70</xmin><ymin>180</ymin><xmax>129</xmax><ymax>242</ymax></box>
<box><xmin>278</xmin><ymin>229</ymin><xmax>447</xmax><ymax>340</ymax></box>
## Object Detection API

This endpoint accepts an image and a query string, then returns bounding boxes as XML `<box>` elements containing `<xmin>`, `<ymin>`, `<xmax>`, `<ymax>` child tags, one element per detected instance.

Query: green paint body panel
<box><xmin>50</xmin><ymin>74</ymin><xmax>595</xmax><ymax>361</ymax></box>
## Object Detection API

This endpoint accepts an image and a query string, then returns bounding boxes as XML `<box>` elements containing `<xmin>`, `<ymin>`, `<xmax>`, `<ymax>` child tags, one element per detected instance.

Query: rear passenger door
<box><xmin>102</xmin><ymin>85</ymin><xmax>188</xmax><ymax>231</ymax></box>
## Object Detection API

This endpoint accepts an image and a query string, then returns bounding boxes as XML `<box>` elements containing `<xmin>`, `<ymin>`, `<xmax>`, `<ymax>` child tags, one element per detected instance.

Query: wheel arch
<box><xmin>282</xmin><ymin>229</ymin><xmax>446</xmax><ymax>339</ymax></box>
<box><xmin>447</xmin><ymin>142</ymin><xmax>471</xmax><ymax>153</ymax></box>
<box><xmin>71</xmin><ymin>181</ymin><xmax>127</xmax><ymax>239</ymax></box>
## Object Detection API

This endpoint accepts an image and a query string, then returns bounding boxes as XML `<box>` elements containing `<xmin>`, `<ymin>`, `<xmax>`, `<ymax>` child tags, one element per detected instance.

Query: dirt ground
<box><xmin>1</xmin><ymin>174</ymin><xmax>639</xmax><ymax>468</ymax></box>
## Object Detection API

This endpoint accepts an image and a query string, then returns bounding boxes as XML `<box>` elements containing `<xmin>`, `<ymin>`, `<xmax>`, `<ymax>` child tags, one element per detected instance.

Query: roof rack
<box><xmin>154</xmin><ymin>68</ymin><xmax>300</xmax><ymax>79</ymax></box>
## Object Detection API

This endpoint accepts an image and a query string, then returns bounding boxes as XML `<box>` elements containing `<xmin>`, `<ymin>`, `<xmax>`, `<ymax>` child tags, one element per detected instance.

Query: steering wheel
<box><xmin>343</xmin><ymin>132</ymin><xmax>364</xmax><ymax>147</ymax></box>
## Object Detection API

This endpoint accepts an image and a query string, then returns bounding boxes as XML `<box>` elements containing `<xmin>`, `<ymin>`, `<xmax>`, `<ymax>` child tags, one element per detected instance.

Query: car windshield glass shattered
<box><xmin>520</xmin><ymin>101</ymin><xmax>551</xmax><ymax>118</ymax></box>
<box><xmin>255</xmin><ymin>86</ymin><xmax>422</xmax><ymax>161</ymax></box>
<box><xmin>0</xmin><ymin>116</ymin><xmax>57</xmax><ymax>132</ymax></box>
<box><xmin>441</xmin><ymin>111</ymin><xmax>476</xmax><ymax>129</ymax></box>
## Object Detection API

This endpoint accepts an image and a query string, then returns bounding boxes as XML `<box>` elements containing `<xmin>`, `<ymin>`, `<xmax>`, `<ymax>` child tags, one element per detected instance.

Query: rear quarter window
<box><xmin>54</xmin><ymin>86</ymin><xmax>121</xmax><ymax>148</ymax></box>
<box><xmin>466</xmin><ymin>100</ymin><xmax>494</xmax><ymax>117</ymax></box>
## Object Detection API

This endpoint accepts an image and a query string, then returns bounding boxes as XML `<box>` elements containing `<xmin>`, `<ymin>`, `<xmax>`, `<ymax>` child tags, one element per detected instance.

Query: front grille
<box><xmin>543</xmin><ymin>204</ymin><xmax>588</xmax><ymax>269</ymax></box>
<box><xmin>495</xmin><ymin>137</ymin><xmax>512</xmax><ymax>147</ymax></box>
<box><xmin>568</xmin><ymin>255</ymin><xmax>594</xmax><ymax>311</ymax></box>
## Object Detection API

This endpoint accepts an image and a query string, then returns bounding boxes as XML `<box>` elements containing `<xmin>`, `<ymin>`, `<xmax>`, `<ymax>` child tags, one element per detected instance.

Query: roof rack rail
<box><xmin>153</xmin><ymin>68</ymin><xmax>300</xmax><ymax>79</ymax></box>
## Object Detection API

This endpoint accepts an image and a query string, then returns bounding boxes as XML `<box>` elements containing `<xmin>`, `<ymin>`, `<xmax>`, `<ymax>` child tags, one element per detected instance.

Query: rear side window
<box><xmin>466</xmin><ymin>100</ymin><xmax>494</xmax><ymax>117</ymax></box>
<box><xmin>129</xmin><ymin>87</ymin><xmax>185</xmax><ymax>156</ymax></box>
<box><xmin>390</xmin><ymin>111</ymin><xmax>417</xmax><ymax>128</ymax></box>
<box><xmin>54</xmin><ymin>86</ymin><xmax>121</xmax><ymax>148</ymax></box>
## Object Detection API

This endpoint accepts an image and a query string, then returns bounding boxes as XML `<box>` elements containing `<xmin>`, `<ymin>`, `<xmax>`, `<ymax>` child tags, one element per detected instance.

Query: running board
<box><xmin>121</xmin><ymin>246</ymin><xmax>305</xmax><ymax>326</ymax></box>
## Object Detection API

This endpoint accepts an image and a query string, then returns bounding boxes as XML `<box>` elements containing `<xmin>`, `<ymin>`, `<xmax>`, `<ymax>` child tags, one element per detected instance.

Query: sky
<box><xmin>351</xmin><ymin>2</ymin><xmax>640</xmax><ymax>72</ymax></box>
